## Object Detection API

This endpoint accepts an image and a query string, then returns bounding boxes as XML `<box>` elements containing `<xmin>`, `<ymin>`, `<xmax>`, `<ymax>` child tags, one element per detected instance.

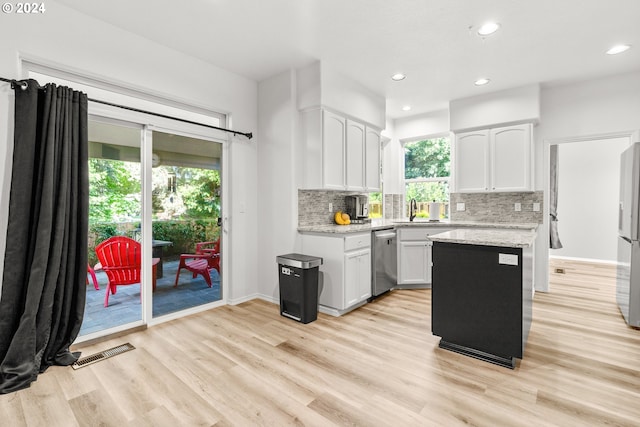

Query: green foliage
<box><xmin>404</xmin><ymin>137</ymin><xmax>450</xmax><ymax>216</ymax></box>
<box><xmin>151</xmin><ymin>167</ymin><xmax>221</xmax><ymax>220</ymax></box>
<box><xmin>405</xmin><ymin>181</ymin><xmax>450</xmax><ymax>204</ymax></box>
<box><xmin>368</xmin><ymin>192</ymin><xmax>382</xmax><ymax>203</ymax></box>
<box><xmin>89</xmin><ymin>223</ymin><xmax>118</xmax><ymax>242</ymax></box>
<box><xmin>178</xmin><ymin>169</ymin><xmax>221</xmax><ymax>218</ymax></box>
<box><xmin>404</xmin><ymin>137</ymin><xmax>450</xmax><ymax>179</ymax></box>
<box><xmin>89</xmin><ymin>159</ymin><xmax>141</xmax><ymax>222</ymax></box>
<box><xmin>151</xmin><ymin>220</ymin><xmax>219</xmax><ymax>257</ymax></box>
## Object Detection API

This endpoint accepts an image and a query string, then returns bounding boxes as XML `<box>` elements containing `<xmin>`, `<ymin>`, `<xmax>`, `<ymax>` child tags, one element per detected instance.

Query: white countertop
<box><xmin>428</xmin><ymin>228</ymin><xmax>537</xmax><ymax>248</ymax></box>
<box><xmin>297</xmin><ymin>219</ymin><xmax>538</xmax><ymax>235</ymax></box>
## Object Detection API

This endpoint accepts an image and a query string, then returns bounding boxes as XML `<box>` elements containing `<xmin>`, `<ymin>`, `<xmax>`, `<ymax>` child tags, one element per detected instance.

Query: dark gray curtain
<box><xmin>0</xmin><ymin>79</ymin><xmax>88</xmax><ymax>394</ymax></box>
<box><xmin>550</xmin><ymin>144</ymin><xmax>563</xmax><ymax>249</ymax></box>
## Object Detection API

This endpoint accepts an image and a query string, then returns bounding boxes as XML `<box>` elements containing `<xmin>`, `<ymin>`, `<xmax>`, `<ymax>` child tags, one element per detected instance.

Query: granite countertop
<box><xmin>428</xmin><ymin>228</ymin><xmax>537</xmax><ymax>248</ymax></box>
<box><xmin>297</xmin><ymin>219</ymin><xmax>538</xmax><ymax>235</ymax></box>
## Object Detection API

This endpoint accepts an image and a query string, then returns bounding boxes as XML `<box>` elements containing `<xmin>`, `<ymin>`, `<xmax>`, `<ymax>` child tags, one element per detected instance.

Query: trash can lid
<box><xmin>277</xmin><ymin>253</ymin><xmax>323</xmax><ymax>269</ymax></box>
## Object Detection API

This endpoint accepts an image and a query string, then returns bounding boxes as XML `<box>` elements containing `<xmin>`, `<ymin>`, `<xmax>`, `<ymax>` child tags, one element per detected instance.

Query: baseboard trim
<box><xmin>550</xmin><ymin>255</ymin><xmax>617</xmax><ymax>265</ymax></box>
<box><xmin>229</xmin><ymin>293</ymin><xmax>263</xmax><ymax>305</ymax></box>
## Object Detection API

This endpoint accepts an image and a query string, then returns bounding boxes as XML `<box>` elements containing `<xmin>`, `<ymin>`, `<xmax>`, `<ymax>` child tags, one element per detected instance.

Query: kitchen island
<box><xmin>429</xmin><ymin>228</ymin><xmax>536</xmax><ymax>369</ymax></box>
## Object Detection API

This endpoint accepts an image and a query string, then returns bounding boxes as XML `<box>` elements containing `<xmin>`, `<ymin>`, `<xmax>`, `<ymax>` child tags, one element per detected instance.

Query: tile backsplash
<box><xmin>384</xmin><ymin>193</ymin><xmax>404</xmax><ymax>219</ymax></box>
<box><xmin>449</xmin><ymin>191</ymin><xmax>543</xmax><ymax>224</ymax></box>
<box><xmin>298</xmin><ymin>190</ymin><xmax>368</xmax><ymax>227</ymax></box>
<box><xmin>298</xmin><ymin>189</ymin><xmax>543</xmax><ymax>226</ymax></box>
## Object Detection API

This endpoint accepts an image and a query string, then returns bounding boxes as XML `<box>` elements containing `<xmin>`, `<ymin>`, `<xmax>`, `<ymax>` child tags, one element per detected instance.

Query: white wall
<box><xmin>552</xmin><ymin>137</ymin><xmax>629</xmax><ymax>262</ymax></box>
<box><xmin>537</xmin><ymin>71</ymin><xmax>640</xmax><ymax>289</ymax></box>
<box><xmin>297</xmin><ymin>61</ymin><xmax>386</xmax><ymax>129</ymax></box>
<box><xmin>449</xmin><ymin>84</ymin><xmax>540</xmax><ymax>132</ymax></box>
<box><xmin>0</xmin><ymin>0</ymin><xmax>258</xmax><ymax>303</ymax></box>
<box><xmin>257</xmin><ymin>70</ymin><xmax>300</xmax><ymax>302</ymax></box>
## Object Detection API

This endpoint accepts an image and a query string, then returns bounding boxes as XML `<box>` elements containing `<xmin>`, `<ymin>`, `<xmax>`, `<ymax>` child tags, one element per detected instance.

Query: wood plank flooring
<box><xmin>2</xmin><ymin>258</ymin><xmax>640</xmax><ymax>426</ymax></box>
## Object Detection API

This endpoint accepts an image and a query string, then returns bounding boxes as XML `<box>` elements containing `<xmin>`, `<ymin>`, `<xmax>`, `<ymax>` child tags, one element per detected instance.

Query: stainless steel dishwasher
<box><xmin>371</xmin><ymin>228</ymin><xmax>397</xmax><ymax>298</ymax></box>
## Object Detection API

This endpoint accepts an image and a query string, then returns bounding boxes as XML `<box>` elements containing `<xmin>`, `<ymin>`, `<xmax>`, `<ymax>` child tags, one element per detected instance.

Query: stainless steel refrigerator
<box><xmin>617</xmin><ymin>141</ymin><xmax>640</xmax><ymax>328</ymax></box>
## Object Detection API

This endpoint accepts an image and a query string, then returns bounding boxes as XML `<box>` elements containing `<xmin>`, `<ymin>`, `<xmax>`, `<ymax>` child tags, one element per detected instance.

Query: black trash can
<box><xmin>276</xmin><ymin>253</ymin><xmax>323</xmax><ymax>324</ymax></box>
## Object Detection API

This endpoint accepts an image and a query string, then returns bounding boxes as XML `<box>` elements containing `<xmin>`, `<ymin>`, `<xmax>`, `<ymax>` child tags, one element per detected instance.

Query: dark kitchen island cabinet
<box><xmin>429</xmin><ymin>228</ymin><xmax>536</xmax><ymax>369</ymax></box>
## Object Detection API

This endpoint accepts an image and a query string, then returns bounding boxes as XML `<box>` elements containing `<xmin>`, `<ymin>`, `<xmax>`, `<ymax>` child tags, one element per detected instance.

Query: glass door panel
<box><xmin>80</xmin><ymin>119</ymin><xmax>144</xmax><ymax>337</ymax></box>
<box><xmin>149</xmin><ymin>130</ymin><xmax>223</xmax><ymax>317</ymax></box>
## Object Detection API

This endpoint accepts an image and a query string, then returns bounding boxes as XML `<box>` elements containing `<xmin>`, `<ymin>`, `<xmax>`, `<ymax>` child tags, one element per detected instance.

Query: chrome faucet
<box><xmin>409</xmin><ymin>199</ymin><xmax>417</xmax><ymax>222</ymax></box>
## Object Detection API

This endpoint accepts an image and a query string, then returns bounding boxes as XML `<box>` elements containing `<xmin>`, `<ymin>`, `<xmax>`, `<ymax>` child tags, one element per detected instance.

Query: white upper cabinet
<box><xmin>301</xmin><ymin>108</ymin><xmax>382</xmax><ymax>191</ymax></box>
<box><xmin>491</xmin><ymin>124</ymin><xmax>532</xmax><ymax>191</ymax></box>
<box><xmin>322</xmin><ymin>111</ymin><xmax>347</xmax><ymax>190</ymax></box>
<box><xmin>453</xmin><ymin>130</ymin><xmax>490</xmax><ymax>192</ymax></box>
<box><xmin>365</xmin><ymin>127</ymin><xmax>381</xmax><ymax>191</ymax></box>
<box><xmin>454</xmin><ymin>123</ymin><xmax>532</xmax><ymax>192</ymax></box>
<box><xmin>346</xmin><ymin>120</ymin><xmax>365</xmax><ymax>190</ymax></box>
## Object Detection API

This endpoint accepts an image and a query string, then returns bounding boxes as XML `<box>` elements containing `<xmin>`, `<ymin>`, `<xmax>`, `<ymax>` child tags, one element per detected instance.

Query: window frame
<box><xmin>401</xmin><ymin>133</ymin><xmax>452</xmax><ymax>218</ymax></box>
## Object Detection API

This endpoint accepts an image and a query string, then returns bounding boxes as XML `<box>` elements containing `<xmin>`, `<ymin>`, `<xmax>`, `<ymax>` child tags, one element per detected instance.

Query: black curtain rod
<box><xmin>0</xmin><ymin>77</ymin><xmax>253</xmax><ymax>140</ymax></box>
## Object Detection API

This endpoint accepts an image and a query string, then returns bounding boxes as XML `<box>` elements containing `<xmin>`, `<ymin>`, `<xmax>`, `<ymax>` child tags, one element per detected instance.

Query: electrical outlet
<box><xmin>456</xmin><ymin>202</ymin><xmax>465</xmax><ymax>211</ymax></box>
<box><xmin>533</xmin><ymin>202</ymin><xmax>540</xmax><ymax>212</ymax></box>
<box><xmin>329</xmin><ymin>202</ymin><xmax>333</xmax><ymax>212</ymax></box>
<box><xmin>514</xmin><ymin>203</ymin><xmax>521</xmax><ymax>212</ymax></box>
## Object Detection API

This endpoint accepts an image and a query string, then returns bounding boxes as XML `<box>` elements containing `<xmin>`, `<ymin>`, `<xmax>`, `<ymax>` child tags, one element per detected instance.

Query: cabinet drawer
<box><xmin>344</xmin><ymin>233</ymin><xmax>371</xmax><ymax>251</ymax></box>
<box><xmin>399</xmin><ymin>227</ymin><xmax>452</xmax><ymax>241</ymax></box>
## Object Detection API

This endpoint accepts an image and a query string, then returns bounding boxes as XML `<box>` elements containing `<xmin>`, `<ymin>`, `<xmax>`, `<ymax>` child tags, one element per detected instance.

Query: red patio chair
<box><xmin>87</xmin><ymin>264</ymin><xmax>99</xmax><ymax>290</ymax></box>
<box><xmin>95</xmin><ymin>236</ymin><xmax>159</xmax><ymax>307</ymax></box>
<box><xmin>174</xmin><ymin>238</ymin><xmax>220</xmax><ymax>288</ymax></box>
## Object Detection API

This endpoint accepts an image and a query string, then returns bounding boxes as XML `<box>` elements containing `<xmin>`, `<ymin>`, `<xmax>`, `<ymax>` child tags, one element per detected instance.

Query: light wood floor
<box><xmin>2</xmin><ymin>259</ymin><xmax>640</xmax><ymax>426</ymax></box>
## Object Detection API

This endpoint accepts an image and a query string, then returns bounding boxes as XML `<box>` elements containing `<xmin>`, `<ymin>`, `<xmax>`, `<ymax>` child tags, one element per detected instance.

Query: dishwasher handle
<box><xmin>374</xmin><ymin>231</ymin><xmax>396</xmax><ymax>240</ymax></box>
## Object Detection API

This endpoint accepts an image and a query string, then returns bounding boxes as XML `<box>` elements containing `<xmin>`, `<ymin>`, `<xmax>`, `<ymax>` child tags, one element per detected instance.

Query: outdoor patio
<box><xmin>80</xmin><ymin>259</ymin><xmax>221</xmax><ymax>336</ymax></box>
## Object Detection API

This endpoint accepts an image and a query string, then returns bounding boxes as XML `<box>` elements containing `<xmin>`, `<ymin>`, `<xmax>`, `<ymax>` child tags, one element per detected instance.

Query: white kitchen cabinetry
<box><xmin>397</xmin><ymin>227</ymin><xmax>451</xmax><ymax>286</ymax></box>
<box><xmin>454</xmin><ymin>123</ymin><xmax>532</xmax><ymax>192</ymax></box>
<box><xmin>365</xmin><ymin>127</ymin><xmax>381</xmax><ymax>191</ymax></box>
<box><xmin>300</xmin><ymin>232</ymin><xmax>371</xmax><ymax>315</ymax></box>
<box><xmin>301</xmin><ymin>108</ymin><xmax>381</xmax><ymax>191</ymax></box>
<box><xmin>346</xmin><ymin>120</ymin><xmax>365</xmax><ymax>190</ymax></box>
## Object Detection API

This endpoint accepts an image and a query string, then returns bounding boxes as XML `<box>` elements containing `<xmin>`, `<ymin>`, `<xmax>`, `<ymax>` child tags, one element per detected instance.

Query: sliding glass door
<box><xmin>79</xmin><ymin>118</ymin><xmax>225</xmax><ymax>339</ymax></box>
<box><xmin>82</xmin><ymin>118</ymin><xmax>144</xmax><ymax>336</ymax></box>
<box><xmin>149</xmin><ymin>130</ymin><xmax>223</xmax><ymax>318</ymax></box>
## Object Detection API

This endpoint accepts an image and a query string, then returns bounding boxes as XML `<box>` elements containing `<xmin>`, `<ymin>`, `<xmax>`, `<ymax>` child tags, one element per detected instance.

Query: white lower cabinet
<box><xmin>300</xmin><ymin>232</ymin><xmax>372</xmax><ymax>314</ymax></box>
<box><xmin>397</xmin><ymin>227</ymin><xmax>451</xmax><ymax>286</ymax></box>
<box><xmin>344</xmin><ymin>249</ymin><xmax>371</xmax><ymax>307</ymax></box>
<box><xmin>398</xmin><ymin>241</ymin><xmax>431</xmax><ymax>285</ymax></box>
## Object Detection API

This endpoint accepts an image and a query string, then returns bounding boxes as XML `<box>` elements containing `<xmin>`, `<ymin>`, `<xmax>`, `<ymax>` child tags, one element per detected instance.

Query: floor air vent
<box><xmin>71</xmin><ymin>342</ymin><xmax>135</xmax><ymax>370</ymax></box>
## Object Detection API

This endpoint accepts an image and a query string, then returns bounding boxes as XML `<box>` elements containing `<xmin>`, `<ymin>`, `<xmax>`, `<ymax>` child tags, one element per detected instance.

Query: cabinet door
<box><xmin>357</xmin><ymin>249</ymin><xmax>372</xmax><ymax>301</ymax></box>
<box><xmin>323</xmin><ymin>111</ymin><xmax>346</xmax><ymax>190</ymax></box>
<box><xmin>344</xmin><ymin>251</ymin><xmax>361</xmax><ymax>307</ymax></box>
<box><xmin>344</xmin><ymin>249</ymin><xmax>371</xmax><ymax>307</ymax></box>
<box><xmin>454</xmin><ymin>130</ymin><xmax>489</xmax><ymax>192</ymax></box>
<box><xmin>346</xmin><ymin>120</ymin><xmax>365</xmax><ymax>190</ymax></box>
<box><xmin>365</xmin><ymin>127</ymin><xmax>381</xmax><ymax>191</ymax></box>
<box><xmin>398</xmin><ymin>241</ymin><xmax>429</xmax><ymax>285</ymax></box>
<box><xmin>490</xmin><ymin>124</ymin><xmax>532</xmax><ymax>191</ymax></box>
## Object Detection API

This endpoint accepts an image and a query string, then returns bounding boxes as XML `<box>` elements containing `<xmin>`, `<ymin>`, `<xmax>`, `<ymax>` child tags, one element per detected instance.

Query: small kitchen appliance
<box><xmin>345</xmin><ymin>195</ymin><xmax>370</xmax><ymax>224</ymax></box>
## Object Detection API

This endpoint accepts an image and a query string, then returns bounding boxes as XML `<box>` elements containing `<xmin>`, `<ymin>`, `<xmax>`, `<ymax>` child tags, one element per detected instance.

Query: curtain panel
<box><xmin>0</xmin><ymin>79</ymin><xmax>88</xmax><ymax>394</ymax></box>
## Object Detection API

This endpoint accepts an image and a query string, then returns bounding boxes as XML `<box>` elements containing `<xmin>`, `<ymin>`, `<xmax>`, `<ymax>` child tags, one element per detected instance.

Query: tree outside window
<box><xmin>404</xmin><ymin>136</ymin><xmax>450</xmax><ymax>219</ymax></box>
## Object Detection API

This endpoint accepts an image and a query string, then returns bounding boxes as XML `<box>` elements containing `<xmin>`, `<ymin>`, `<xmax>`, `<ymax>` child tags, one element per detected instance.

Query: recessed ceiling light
<box><xmin>606</xmin><ymin>44</ymin><xmax>631</xmax><ymax>55</ymax></box>
<box><xmin>402</xmin><ymin>105</ymin><xmax>411</xmax><ymax>111</ymax></box>
<box><xmin>477</xmin><ymin>22</ymin><xmax>500</xmax><ymax>36</ymax></box>
<box><xmin>391</xmin><ymin>73</ymin><xmax>406</xmax><ymax>81</ymax></box>
<box><xmin>474</xmin><ymin>78</ymin><xmax>491</xmax><ymax>86</ymax></box>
